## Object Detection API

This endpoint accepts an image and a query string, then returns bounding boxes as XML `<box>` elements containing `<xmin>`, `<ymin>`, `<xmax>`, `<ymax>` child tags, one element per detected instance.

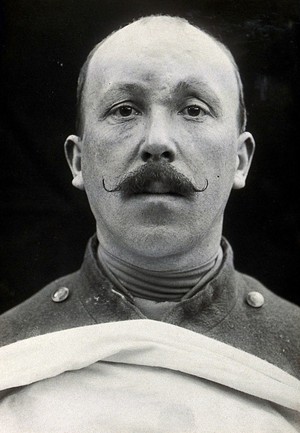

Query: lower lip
<box><xmin>129</xmin><ymin>193</ymin><xmax>184</xmax><ymax>202</ymax></box>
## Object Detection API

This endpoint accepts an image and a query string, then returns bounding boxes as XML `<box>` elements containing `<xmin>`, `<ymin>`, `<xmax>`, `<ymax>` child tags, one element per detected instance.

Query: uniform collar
<box><xmin>77</xmin><ymin>235</ymin><xmax>239</xmax><ymax>331</ymax></box>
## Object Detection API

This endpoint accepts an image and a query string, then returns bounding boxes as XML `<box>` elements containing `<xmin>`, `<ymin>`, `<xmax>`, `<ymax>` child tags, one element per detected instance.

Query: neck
<box><xmin>96</xmin><ymin>225</ymin><xmax>223</xmax><ymax>272</ymax></box>
<box><xmin>97</xmin><ymin>235</ymin><xmax>223</xmax><ymax>302</ymax></box>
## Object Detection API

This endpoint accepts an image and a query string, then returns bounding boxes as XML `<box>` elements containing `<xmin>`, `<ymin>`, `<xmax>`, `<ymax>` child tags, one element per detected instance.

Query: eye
<box><xmin>110</xmin><ymin>104</ymin><xmax>140</xmax><ymax>119</ymax></box>
<box><xmin>179</xmin><ymin>104</ymin><xmax>208</xmax><ymax>118</ymax></box>
<box><xmin>186</xmin><ymin>106</ymin><xmax>202</xmax><ymax>117</ymax></box>
<box><xmin>117</xmin><ymin>106</ymin><xmax>136</xmax><ymax>117</ymax></box>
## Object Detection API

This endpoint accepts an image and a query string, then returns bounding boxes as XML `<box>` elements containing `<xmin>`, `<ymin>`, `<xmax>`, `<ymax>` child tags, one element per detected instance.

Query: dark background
<box><xmin>1</xmin><ymin>0</ymin><xmax>299</xmax><ymax>314</ymax></box>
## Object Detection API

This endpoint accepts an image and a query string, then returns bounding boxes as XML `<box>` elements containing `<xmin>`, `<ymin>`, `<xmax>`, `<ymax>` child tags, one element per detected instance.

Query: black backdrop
<box><xmin>1</xmin><ymin>0</ymin><xmax>299</xmax><ymax>314</ymax></box>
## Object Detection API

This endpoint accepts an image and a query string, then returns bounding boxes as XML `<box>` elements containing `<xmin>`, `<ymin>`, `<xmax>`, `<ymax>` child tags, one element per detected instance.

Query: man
<box><xmin>0</xmin><ymin>15</ymin><xmax>299</xmax><ymax>432</ymax></box>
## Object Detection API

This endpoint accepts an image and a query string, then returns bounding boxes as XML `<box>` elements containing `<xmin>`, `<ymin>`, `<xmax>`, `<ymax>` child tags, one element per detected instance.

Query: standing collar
<box><xmin>78</xmin><ymin>234</ymin><xmax>239</xmax><ymax>329</ymax></box>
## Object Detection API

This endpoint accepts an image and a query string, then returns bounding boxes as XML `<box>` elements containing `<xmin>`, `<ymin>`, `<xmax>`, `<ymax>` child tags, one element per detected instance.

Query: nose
<box><xmin>140</xmin><ymin>109</ymin><xmax>176</xmax><ymax>163</ymax></box>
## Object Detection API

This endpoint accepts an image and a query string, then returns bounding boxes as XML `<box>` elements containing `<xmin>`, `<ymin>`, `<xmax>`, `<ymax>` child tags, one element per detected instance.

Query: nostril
<box><xmin>141</xmin><ymin>150</ymin><xmax>175</xmax><ymax>162</ymax></box>
<box><xmin>141</xmin><ymin>151</ymin><xmax>152</xmax><ymax>162</ymax></box>
<box><xmin>162</xmin><ymin>151</ymin><xmax>174</xmax><ymax>162</ymax></box>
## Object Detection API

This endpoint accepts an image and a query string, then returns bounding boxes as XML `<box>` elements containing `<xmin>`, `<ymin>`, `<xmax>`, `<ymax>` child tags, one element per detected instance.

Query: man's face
<box><xmin>66</xmin><ymin>19</ymin><xmax>254</xmax><ymax>263</ymax></box>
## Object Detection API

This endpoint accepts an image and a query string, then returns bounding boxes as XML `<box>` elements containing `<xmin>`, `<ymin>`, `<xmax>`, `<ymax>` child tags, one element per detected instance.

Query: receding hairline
<box><xmin>76</xmin><ymin>15</ymin><xmax>247</xmax><ymax>135</ymax></box>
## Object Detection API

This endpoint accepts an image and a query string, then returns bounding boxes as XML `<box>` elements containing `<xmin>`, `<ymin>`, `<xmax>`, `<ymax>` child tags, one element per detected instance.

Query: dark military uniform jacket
<box><xmin>1</xmin><ymin>236</ymin><xmax>299</xmax><ymax>379</ymax></box>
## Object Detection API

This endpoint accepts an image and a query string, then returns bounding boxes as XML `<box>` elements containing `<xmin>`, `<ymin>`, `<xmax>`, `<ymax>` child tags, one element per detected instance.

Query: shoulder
<box><xmin>224</xmin><ymin>271</ymin><xmax>300</xmax><ymax>377</ymax></box>
<box><xmin>0</xmin><ymin>271</ymin><xmax>95</xmax><ymax>347</ymax></box>
<box><xmin>240</xmin><ymin>272</ymin><xmax>300</xmax><ymax>328</ymax></box>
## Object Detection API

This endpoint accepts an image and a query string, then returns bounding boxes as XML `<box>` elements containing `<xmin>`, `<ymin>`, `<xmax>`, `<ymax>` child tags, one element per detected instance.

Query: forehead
<box><xmin>84</xmin><ymin>18</ymin><xmax>239</xmax><ymax>109</ymax></box>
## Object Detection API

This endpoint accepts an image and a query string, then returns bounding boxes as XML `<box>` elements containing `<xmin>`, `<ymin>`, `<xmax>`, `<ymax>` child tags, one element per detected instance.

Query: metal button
<box><xmin>246</xmin><ymin>291</ymin><xmax>264</xmax><ymax>308</ymax></box>
<box><xmin>51</xmin><ymin>287</ymin><xmax>70</xmax><ymax>303</ymax></box>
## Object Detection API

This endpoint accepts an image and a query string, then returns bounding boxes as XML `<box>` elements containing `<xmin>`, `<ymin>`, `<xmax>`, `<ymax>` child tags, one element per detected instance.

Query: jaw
<box><xmin>97</xmin><ymin>221</ymin><xmax>201</xmax><ymax>262</ymax></box>
<box><xmin>95</xmin><ymin>200</ymin><xmax>224</xmax><ymax>271</ymax></box>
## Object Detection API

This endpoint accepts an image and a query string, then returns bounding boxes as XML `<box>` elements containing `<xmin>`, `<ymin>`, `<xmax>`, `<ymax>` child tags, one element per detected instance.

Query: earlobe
<box><xmin>64</xmin><ymin>134</ymin><xmax>85</xmax><ymax>191</ymax></box>
<box><xmin>72</xmin><ymin>173</ymin><xmax>84</xmax><ymax>190</ymax></box>
<box><xmin>233</xmin><ymin>132</ymin><xmax>255</xmax><ymax>190</ymax></box>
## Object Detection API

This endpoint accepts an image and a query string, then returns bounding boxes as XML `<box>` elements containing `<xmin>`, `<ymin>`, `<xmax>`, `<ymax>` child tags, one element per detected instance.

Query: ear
<box><xmin>233</xmin><ymin>132</ymin><xmax>255</xmax><ymax>190</ymax></box>
<box><xmin>64</xmin><ymin>135</ymin><xmax>85</xmax><ymax>191</ymax></box>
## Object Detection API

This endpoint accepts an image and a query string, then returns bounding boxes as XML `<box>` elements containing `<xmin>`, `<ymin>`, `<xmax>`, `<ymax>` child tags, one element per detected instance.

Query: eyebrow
<box><xmin>100</xmin><ymin>79</ymin><xmax>222</xmax><ymax>116</ymax></box>
<box><xmin>173</xmin><ymin>79</ymin><xmax>222</xmax><ymax>116</ymax></box>
<box><xmin>100</xmin><ymin>83</ymin><xmax>147</xmax><ymax>104</ymax></box>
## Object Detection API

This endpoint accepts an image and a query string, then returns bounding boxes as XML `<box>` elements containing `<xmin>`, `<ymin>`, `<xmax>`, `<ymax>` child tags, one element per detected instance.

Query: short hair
<box><xmin>76</xmin><ymin>15</ymin><xmax>247</xmax><ymax>136</ymax></box>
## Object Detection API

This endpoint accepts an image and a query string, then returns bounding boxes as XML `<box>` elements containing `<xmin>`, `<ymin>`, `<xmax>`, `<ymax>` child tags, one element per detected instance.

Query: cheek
<box><xmin>81</xmin><ymin>132</ymin><xmax>123</xmax><ymax>183</ymax></box>
<box><xmin>82</xmin><ymin>121</ymin><xmax>143</xmax><ymax>173</ymax></box>
<box><xmin>183</xmin><ymin>125</ymin><xmax>237</xmax><ymax>178</ymax></box>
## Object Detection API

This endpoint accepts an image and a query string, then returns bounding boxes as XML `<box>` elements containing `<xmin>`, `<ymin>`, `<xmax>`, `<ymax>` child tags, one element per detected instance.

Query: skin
<box><xmin>65</xmin><ymin>16</ymin><xmax>255</xmax><ymax>271</ymax></box>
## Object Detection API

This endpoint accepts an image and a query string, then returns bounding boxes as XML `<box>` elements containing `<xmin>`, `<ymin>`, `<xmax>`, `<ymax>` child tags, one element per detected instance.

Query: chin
<box><xmin>121</xmin><ymin>224</ymin><xmax>196</xmax><ymax>258</ymax></box>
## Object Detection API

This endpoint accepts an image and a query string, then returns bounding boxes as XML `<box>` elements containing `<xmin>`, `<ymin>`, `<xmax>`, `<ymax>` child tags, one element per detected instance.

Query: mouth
<box><xmin>135</xmin><ymin>181</ymin><xmax>183</xmax><ymax>196</ymax></box>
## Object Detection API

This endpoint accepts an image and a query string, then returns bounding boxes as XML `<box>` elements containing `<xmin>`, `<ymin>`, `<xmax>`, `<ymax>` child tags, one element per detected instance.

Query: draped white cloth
<box><xmin>0</xmin><ymin>320</ymin><xmax>299</xmax><ymax>432</ymax></box>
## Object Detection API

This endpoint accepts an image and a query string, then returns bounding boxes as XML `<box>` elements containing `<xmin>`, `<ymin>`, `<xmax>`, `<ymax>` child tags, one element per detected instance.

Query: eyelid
<box><xmin>179</xmin><ymin>98</ymin><xmax>212</xmax><ymax>114</ymax></box>
<box><xmin>107</xmin><ymin>100</ymin><xmax>141</xmax><ymax>116</ymax></box>
<box><xmin>178</xmin><ymin>103</ymin><xmax>212</xmax><ymax>119</ymax></box>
